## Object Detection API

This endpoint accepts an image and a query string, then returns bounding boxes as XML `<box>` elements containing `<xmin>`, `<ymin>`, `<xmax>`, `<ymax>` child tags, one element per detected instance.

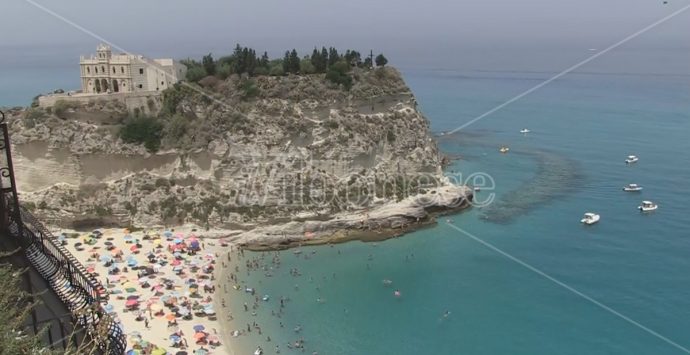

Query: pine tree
<box><xmin>260</xmin><ymin>52</ymin><xmax>270</xmax><ymax>69</ymax></box>
<box><xmin>328</xmin><ymin>47</ymin><xmax>340</xmax><ymax>67</ymax></box>
<box><xmin>375</xmin><ymin>53</ymin><xmax>388</xmax><ymax>67</ymax></box>
<box><xmin>289</xmin><ymin>49</ymin><xmax>300</xmax><ymax>74</ymax></box>
<box><xmin>321</xmin><ymin>47</ymin><xmax>329</xmax><ymax>68</ymax></box>
<box><xmin>202</xmin><ymin>53</ymin><xmax>215</xmax><ymax>76</ymax></box>
<box><xmin>283</xmin><ymin>51</ymin><xmax>291</xmax><ymax>73</ymax></box>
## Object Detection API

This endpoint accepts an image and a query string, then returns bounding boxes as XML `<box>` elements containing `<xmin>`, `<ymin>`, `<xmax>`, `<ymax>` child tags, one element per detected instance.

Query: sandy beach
<box><xmin>59</xmin><ymin>226</ymin><xmax>235</xmax><ymax>355</ymax></box>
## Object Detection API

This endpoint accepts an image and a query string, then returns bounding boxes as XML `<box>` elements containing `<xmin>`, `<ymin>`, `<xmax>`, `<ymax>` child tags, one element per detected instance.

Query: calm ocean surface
<box><xmin>225</xmin><ymin>68</ymin><xmax>690</xmax><ymax>355</ymax></box>
<box><xmin>2</xmin><ymin>49</ymin><xmax>690</xmax><ymax>354</ymax></box>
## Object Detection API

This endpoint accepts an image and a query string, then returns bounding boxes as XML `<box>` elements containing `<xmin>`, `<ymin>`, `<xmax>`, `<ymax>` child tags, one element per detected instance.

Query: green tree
<box><xmin>119</xmin><ymin>116</ymin><xmax>163</xmax><ymax>152</ymax></box>
<box><xmin>186</xmin><ymin>67</ymin><xmax>206</xmax><ymax>82</ymax></box>
<box><xmin>288</xmin><ymin>49</ymin><xmax>300</xmax><ymax>74</ymax></box>
<box><xmin>202</xmin><ymin>53</ymin><xmax>216</xmax><ymax>75</ymax></box>
<box><xmin>311</xmin><ymin>48</ymin><xmax>327</xmax><ymax>73</ymax></box>
<box><xmin>300</xmin><ymin>57</ymin><xmax>316</xmax><ymax>74</ymax></box>
<box><xmin>321</xmin><ymin>47</ymin><xmax>329</xmax><ymax>68</ymax></box>
<box><xmin>328</xmin><ymin>47</ymin><xmax>340</xmax><ymax>67</ymax></box>
<box><xmin>375</xmin><ymin>53</ymin><xmax>388</xmax><ymax>67</ymax></box>
<box><xmin>325</xmin><ymin>60</ymin><xmax>353</xmax><ymax>90</ymax></box>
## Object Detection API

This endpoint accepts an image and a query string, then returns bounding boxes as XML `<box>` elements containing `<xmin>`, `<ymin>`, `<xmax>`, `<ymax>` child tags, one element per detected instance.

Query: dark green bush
<box><xmin>119</xmin><ymin>116</ymin><xmax>163</xmax><ymax>152</ymax></box>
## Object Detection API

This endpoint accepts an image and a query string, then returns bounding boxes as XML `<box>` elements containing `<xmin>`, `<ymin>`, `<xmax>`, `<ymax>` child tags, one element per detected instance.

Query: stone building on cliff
<box><xmin>79</xmin><ymin>44</ymin><xmax>187</xmax><ymax>94</ymax></box>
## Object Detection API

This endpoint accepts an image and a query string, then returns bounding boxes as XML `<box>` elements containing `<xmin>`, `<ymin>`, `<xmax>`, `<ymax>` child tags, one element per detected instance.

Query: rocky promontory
<box><xmin>5</xmin><ymin>66</ymin><xmax>471</xmax><ymax>246</ymax></box>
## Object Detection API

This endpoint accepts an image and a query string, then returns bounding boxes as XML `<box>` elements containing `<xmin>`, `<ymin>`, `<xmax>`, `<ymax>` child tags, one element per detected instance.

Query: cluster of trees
<box><xmin>182</xmin><ymin>44</ymin><xmax>389</xmax><ymax>89</ymax></box>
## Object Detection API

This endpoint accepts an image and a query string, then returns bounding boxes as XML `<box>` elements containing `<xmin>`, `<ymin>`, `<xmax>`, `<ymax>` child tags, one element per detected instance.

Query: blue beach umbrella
<box><xmin>193</xmin><ymin>325</ymin><xmax>205</xmax><ymax>332</ymax></box>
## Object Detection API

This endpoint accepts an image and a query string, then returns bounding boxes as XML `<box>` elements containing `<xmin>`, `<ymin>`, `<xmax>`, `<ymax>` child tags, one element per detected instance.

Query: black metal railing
<box><xmin>0</xmin><ymin>111</ymin><xmax>126</xmax><ymax>354</ymax></box>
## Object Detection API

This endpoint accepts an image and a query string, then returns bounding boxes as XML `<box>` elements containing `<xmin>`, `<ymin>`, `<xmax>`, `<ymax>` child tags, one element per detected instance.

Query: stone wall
<box><xmin>38</xmin><ymin>91</ymin><xmax>162</xmax><ymax>115</ymax></box>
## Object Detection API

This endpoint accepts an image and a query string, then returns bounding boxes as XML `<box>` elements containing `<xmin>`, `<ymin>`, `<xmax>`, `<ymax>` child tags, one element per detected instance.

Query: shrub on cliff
<box><xmin>53</xmin><ymin>100</ymin><xmax>77</xmax><ymax>119</ymax></box>
<box><xmin>325</xmin><ymin>61</ymin><xmax>353</xmax><ymax>90</ymax></box>
<box><xmin>119</xmin><ymin>115</ymin><xmax>163</xmax><ymax>152</ymax></box>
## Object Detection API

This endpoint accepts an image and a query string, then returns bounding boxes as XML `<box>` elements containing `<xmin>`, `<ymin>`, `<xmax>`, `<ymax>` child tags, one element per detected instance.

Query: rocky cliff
<box><xmin>5</xmin><ymin>67</ymin><xmax>470</xmax><ymax>236</ymax></box>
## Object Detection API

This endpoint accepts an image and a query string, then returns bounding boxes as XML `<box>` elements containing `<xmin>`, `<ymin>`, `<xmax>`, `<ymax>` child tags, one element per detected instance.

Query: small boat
<box><xmin>580</xmin><ymin>212</ymin><xmax>600</xmax><ymax>225</ymax></box>
<box><xmin>520</xmin><ymin>128</ymin><xmax>531</xmax><ymax>134</ymax></box>
<box><xmin>623</xmin><ymin>183</ymin><xmax>643</xmax><ymax>192</ymax></box>
<box><xmin>499</xmin><ymin>146</ymin><xmax>510</xmax><ymax>153</ymax></box>
<box><xmin>254</xmin><ymin>347</ymin><xmax>263</xmax><ymax>355</ymax></box>
<box><xmin>245</xmin><ymin>287</ymin><xmax>254</xmax><ymax>293</ymax></box>
<box><xmin>382</xmin><ymin>279</ymin><xmax>393</xmax><ymax>286</ymax></box>
<box><xmin>638</xmin><ymin>200</ymin><xmax>658</xmax><ymax>212</ymax></box>
<box><xmin>262</xmin><ymin>295</ymin><xmax>270</xmax><ymax>301</ymax></box>
<box><xmin>625</xmin><ymin>155</ymin><xmax>639</xmax><ymax>164</ymax></box>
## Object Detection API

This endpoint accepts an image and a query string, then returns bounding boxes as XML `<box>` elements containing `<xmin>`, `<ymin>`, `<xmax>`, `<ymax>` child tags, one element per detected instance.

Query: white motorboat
<box><xmin>623</xmin><ymin>183</ymin><xmax>643</xmax><ymax>192</ymax></box>
<box><xmin>638</xmin><ymin>200</ymin><xmax>658</xmax><ymax>212</ymax></box>
<box><xmin>499</xmin><ymin>146</ymin><xmax>510</xmax><ymax>153</ymax></box>
<box><xmin>520</xmin><ymin>128</ymin><xmax>531</xmax><ymax>134</ymax></box>
<box><xmin>254</xmin><ymin>347</ymin><xmax>263</xmax><ymax>355</ymax></box>
<box><xmin>625</xmin><ymin>155</ymin><xmax>639</xmax><ymax>164</ymax></box>
<box><xmin>580</xmin><ymin>212</ymin><xmax>600</xmax><ymax>225</ymax></box>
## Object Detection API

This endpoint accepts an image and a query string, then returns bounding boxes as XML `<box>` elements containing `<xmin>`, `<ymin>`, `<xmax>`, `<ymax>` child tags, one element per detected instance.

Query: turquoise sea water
<box><xmin>225</xmin><ymin>68</ymin><xmax>690</xmax><ymax>355</ymax></box>
<box><xmin>3</xmin><ymin>47</ymin><xmax>690</xmax><ymax>354</ymax></box>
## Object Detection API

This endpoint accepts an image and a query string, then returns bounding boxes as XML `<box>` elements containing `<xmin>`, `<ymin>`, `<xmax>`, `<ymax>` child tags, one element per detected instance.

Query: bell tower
<box><xmin>96</xmin><ymin>43</ymin><xmax>112</xmax><ymax>61</ymax></box>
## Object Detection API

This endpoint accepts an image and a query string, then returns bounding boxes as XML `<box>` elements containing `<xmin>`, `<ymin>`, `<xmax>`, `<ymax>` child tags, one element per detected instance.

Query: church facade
<box><xmin>79</xmin><ymin>44</ymin><xmax>187</xmax><ymax>94</ymax></box>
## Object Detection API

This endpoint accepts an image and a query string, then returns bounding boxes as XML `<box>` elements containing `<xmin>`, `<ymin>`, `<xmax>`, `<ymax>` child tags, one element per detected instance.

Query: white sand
<box><xmin>59</xmin><ymin>226</ymin><xmax>236</xmax><ymax>355</ymax></box>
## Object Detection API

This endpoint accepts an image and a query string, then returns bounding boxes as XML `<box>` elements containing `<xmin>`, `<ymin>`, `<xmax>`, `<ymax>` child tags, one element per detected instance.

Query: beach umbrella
<box><xmin>169</xmin><ymin>334</ymin><xmax>181</xmax><ymax>342</ymax></box>
<box><xmin>104</xmin><ymin>304</ymin><xmax>115</xmax><ymax>313</ymax></box>
<box><xmin>99</xmin><ymin>255</ymin><xmax>112</xmax><ymax>263</ymax></box>
<box><xmin>177</xmin><ymin>308</ymin><xmax>189</xmax><ymax>316</ymax></box>
<box><xmin>193</xmin><ymin>324</ymin><xmax>205</xmax><ymax>332</ymax></box>
<box><xmin>125</xmin><ymin>299</ymin><xmax>138</xmax><ymax>307</ymax></box>
<box><xmin>126</xmin><ymin>350</ymin><xmax>141</xmax><ymax>355</ymax></box>
<box><xmin>203</xmin><ymin>308</ymin><xmax>215</xmax><ymax>315</ymax></box>
<box><xmin>165</xmin><ymin>313</ymin><xmax>176</xmax><ymax>321</ymax></box>
<box><xmin>130</xmin><ymin>245</ymin><xmax>138</xmax><ymax>252</ymax></box>
<box><xmin>194</xmin><ymin>348</ymin><xmax>208</xmax><ymax>355</ymax></box>
<box><xmin>193</xmin><ymin>332</ymin><xmax>206</xmax><ymax>340</ymax></box>
<box><xmin>175</xmin><ymin>352</ymin><xmax>188</xmax><ymax>355</ymax></box>
<box><xmin>151</xmin><ymin>348</ymin><xmax>167</xmax><ymax>355</ymax></box>
<box><xmin>164</xmin><ymin>231</ymin><xmax>173</xmax><ymax>238</ymax></box>
<box><xmin>150</xmin><ymin>303</ymin><xmax>163</xmax><ymax>312</ymax></box>
<box><xmin>174</xmin><ymin>238</ymin><xmax>183</xmax><ymax>244</ymax></box>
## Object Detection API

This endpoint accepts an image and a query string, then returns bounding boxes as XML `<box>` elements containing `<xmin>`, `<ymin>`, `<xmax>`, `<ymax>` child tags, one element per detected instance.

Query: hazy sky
<box><xmin>1</xmin><ymin>0</ymin><xmax>689</xmax><ymax>70</ymax></box>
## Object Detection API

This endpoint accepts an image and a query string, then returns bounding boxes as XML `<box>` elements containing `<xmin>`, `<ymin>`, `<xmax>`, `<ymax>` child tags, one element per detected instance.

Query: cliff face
<box><xmin>7</xmin><ymin>67</ymin><xmax>455</xmax><ymax>230</ymax></box>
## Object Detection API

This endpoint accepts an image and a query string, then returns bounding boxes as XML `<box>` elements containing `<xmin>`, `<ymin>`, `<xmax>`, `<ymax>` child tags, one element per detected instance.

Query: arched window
<box><xmin>87</xmin><ymin>67</ymin><xmax>90</xmax><ymax>74</ymax></box>
<box><xmin>121</xmin><ymin>66</ymin><xmax>125</xmax><ymax>74</ymax></box>
<box><xmin>112</xmin><ymin>67</ymin><xmax>116</xmax><ymax>74</ymax></box>
<box><xmin>94</xmin><ymin>67</ymin><xmax>98</xmax><ymax>73</ymax></box>
<box><xmin>101</xmin><ymin>66</ymin><xmax>105</xmax><ymax>73</ymax></box>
